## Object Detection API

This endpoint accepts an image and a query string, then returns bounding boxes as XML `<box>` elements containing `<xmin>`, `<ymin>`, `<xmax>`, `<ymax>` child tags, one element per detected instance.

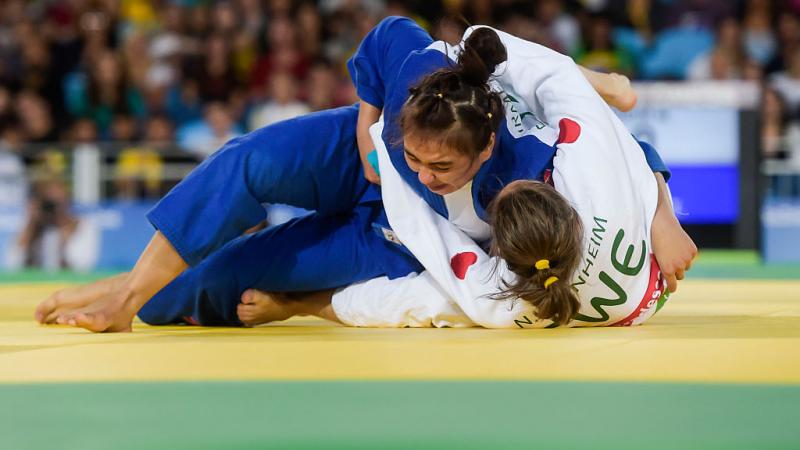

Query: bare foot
<box><xmin>35</xmin><ymin>273</ymin><xmax>129</xmax><ymax>324</ymax></box>
<box><xmin>237</xmin><ymin>289</ymin><xmax>296</xmax><ymax>327</ymax></box>
<box><xmin>603</xmin><ymin>73</ymin><xmax>638</xmax><ymax>112</ymax></box>
<box><xmin>55</xmin><ymin>288</ymin><xmax>138</xmax><ymax>332</ymax></box>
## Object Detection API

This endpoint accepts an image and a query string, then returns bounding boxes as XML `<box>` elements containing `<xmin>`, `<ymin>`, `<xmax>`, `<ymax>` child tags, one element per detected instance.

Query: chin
<box><xmin>430</xmin><ymin>185</ymin><xmax>456</xmax><ymax>195</ymax></box>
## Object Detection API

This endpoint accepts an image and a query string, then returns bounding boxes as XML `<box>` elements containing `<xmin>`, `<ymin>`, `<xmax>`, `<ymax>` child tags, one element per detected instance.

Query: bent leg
<box><xmin>138</xmin><ymin>204</ymin><xmax>422</xmax><ymax>326</ymax></box>
<box><xmin>147</xmin><ymin>105</ymin><xmax>370</xmax><ymax>266</ymax></box>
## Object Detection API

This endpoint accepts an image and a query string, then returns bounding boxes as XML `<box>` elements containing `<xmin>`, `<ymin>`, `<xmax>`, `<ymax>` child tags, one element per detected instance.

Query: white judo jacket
<box><xmin>332</xmin><ymin>26</ymin><xmax>667</xmax><ymax>329</ymax></box>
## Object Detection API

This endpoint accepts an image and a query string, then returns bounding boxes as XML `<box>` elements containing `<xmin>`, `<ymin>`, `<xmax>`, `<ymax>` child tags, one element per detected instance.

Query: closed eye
<box><xmin>429</xmin><ymin>165</ymin><xmax>452</xmax><ymax>172</ymax></box>
<box><xmin>404</xmin><ymin>150</ymin><xmax>420</xmax><ymax>162</ymax></box>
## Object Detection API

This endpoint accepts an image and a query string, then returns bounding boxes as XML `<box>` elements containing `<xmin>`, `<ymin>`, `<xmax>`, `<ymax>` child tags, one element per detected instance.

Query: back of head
<box><xmin>489</xmin><ymin>180</ymin><xmax>583</xmax><ymax>325</ymax></box>
<box><xmin>400</xmin><ymin>27</ymin><xmax>508</xmax><ymax>158</ymax></box>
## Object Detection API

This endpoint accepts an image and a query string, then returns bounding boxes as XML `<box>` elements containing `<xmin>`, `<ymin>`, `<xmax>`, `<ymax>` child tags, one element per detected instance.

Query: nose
<box><xmin>418</xmin><ymin>168</ymin><xmax>436</xmax><ymax>186</ymax></box>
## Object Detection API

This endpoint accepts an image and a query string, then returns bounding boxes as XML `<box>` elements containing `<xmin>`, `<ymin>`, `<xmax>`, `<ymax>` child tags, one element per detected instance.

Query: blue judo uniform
<box><xmin>139</xmin><ymin>17</ymin><xmax>669</xmax><ymax>326</ymax></box>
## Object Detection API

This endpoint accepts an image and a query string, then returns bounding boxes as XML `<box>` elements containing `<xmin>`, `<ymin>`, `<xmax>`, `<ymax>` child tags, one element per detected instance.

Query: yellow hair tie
<box><xmin>544</xmin><ymin>276</ymin><xmax>559</xmax><ymax>289</ymax></box>
<box><xmin>534</xmin><ymin>259</ymin><xmax>550</xmax><ymax>270</ymax></box>
<box><xmin>487</xmin><ymin>112</ymin><xmax>493</xmax><ymax>119</ymax></box>
<box><xmin>435</xmin><ymin>93</ymin><xmax>443</xmax><ymax>98</ymax></box>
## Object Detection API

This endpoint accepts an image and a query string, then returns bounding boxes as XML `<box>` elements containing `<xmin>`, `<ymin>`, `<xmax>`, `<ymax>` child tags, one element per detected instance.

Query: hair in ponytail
<box><xmin>488</xmin><ymin>180</ymin><xmax>583</xmax><ymax>325</ymax></box>
<box><xmin>399</xmin><ymin>27</ymin><xmax>507</xmax><ymax>158</ymax></box>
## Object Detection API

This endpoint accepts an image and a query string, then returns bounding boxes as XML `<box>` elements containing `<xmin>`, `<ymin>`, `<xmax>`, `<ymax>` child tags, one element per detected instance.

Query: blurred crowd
<box><xmin>0</xmin><ymin>0</ymin><xmax>796</xmax><ymax>193</ymax></box>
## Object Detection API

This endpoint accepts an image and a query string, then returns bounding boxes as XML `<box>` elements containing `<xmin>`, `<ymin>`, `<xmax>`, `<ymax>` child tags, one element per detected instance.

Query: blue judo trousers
<box><xmin>138</xmin><ymin>105</ymin><xmax>424</xmax><ymax>326</ymax></box>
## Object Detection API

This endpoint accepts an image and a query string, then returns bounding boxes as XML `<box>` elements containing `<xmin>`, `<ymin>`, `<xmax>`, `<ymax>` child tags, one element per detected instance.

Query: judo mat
<box><xmin>1</xmin><ymin>251</ymin><xmax>799</xmax><ymax>449</ymax></box>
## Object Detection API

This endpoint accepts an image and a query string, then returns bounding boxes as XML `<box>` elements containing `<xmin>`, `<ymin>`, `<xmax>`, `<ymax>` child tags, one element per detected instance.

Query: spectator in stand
<box><xmin>0</xmin><ymin>117</ymin><xmax>27</xmax><ymax>208</ymax></box>
<box><xmin>211</xmin><ymin>1</ymin><xmax>239</xmax><ymax>38</ymax></box>
<box><xmin>16</xmin><ymin>90</ymin><xmax>58</xmax><ymax>143</ymax></box>
<box><xmin>188</xmin><ymin>34</ymin><xmax>238</xmax><ymax>103</ymax></box>
<box><xmin>770</xmin><ymin>47</ymin><xmax>800</xmax><ymax>115</ymax></box>
<box><xmin>607</xmin><ymin>0</ymin><xmax>661</xmax><ymax>41</ymax></box>
<box><xmin>433</xmin><ymin>15</ymin><xmax>465</xmax><ymax>45</ymax></box>
<box><xmin>108</xmin><ymin>112</ymin><xmax>138</xmax><ymax>143</ymax></box>
<box><xmin>166</xmin><ymin>79</ymin><xmax>204</xmax><ymax>127</ymax></box>
<box><xmin>741</xmin><ymin>0</ymin><xmax>778</xmax><ymax>66</ymax></box>
<box><xmin>297</xmin><ymin>2</ymin><xmax>324</xmax><ymax>59</ymax></box>
<box><xmin>18</xmin><ymin>33</ymin><xmax>63</xmax><ymax>120</ymax></box>
<box><xmin>115</xmin><ymin>115</ymin><xmax>169</xmax><ymax>199</ymax></box>
<box><xmin>763</xmin><ymin>88</ymin><xmax>792</xmax><ymax>160</ymax></box>
<box><xmin>248</xmin><ymin>71</ymin><xmax>310</xmax><ymax>130</ymax></box>
<box><xmin>238</xmin><ymin>0</ymin><xmax>267</xmax><ymax>38</ymax></box>
<box><xmin>537</xmin><ymin>0</ymin><xmax>582</xmax><ymax>56</ymax></box>
<box><xmin>576</xmin><ymin>14</ymin><xmax>635</xmax><ymax>76</ymax></box>
<box><xmin>69</xmin><ymin>50</ymin><xmax>145</xmax><ymax>135</ymax></box>
<box><xmin>661</xmin><ymin>0</ymin><xmax>736</xmax><ymax>31</ymax></box>
<box><xmin>69</xmin><ymin>117</ymin><xmax>99</xmax><ymax>144</ymax></box>
<box><xmin>186</xmin><ymin>4</ymin><xmax>211</xmax><ymax>40</ymax></box>
<box><xmin>763</xmin><ymin>87</ymin><xmax>800</xmax><ymax>169</ymax></box>
<box><xmin>250</xmin><ymin>15</ymin><xmax>310</xmax><ymax>94</ymax></box>
<box><xmin>231</xmin><ymin>29</ymin><xmax>259</xmax><ymax>87</ymax></box>
<box><xmin>0</xmin><ymin>86</ymin><xmax>12</xmax><ymax>127</ymax></box>
<box><xmin>765</xmin><ymin>10</ymin><xmax>800</xmax><ymax>75</ymax></box>
<box><xmin>305</xmin><ymin>60</ymin><xmax>339</xmax><ymax>111</ymax></box>
<box><xmin>178</xmin><ymin>101</ymin><xmax>243</xmax><ymax>158</ymax></box>
<box><xmin>4</xmin><ymin>175</ymin><xmax>99</xmax><ymax>272</ymax></box>
<box><xmin>687</xmin><ymin>16</ymin><xmax>758</xmax><ymax>80</ymax></box>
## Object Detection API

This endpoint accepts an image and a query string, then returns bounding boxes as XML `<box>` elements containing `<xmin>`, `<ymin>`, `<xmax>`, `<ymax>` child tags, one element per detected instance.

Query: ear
<box><xmin>478</xmin><ymin>132</ymin><xmax>495</xmax><ymax>163</ymax></box>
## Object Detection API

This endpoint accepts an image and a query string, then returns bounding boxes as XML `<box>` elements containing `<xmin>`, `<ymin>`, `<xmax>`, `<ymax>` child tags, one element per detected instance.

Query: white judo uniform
<box><xmin>331</xmin><ymin>26</ymin><xmax>668</xmax><ymax>329</ymax></box>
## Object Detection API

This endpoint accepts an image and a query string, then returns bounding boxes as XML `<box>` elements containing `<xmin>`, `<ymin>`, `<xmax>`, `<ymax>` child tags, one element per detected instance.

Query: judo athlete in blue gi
<box><xmin>36</xmin><ymin>17</ymin><xmax>691</xmax><ymax>332</ymax></box>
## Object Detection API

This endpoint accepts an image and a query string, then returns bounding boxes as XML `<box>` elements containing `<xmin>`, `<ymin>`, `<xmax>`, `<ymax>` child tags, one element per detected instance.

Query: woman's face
<box><xmin>402</xmin><ymin>134</ymin><xmax>494</xmax><ymax>195</ymax></box>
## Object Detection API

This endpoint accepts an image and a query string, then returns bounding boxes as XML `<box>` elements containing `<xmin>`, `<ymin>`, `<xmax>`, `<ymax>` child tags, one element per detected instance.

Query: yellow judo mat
<box><xmin>2</xmin><ymin>274</ymin><xmax>800</xmax><ymax>449</ymax></box>
<box><xmin>1</xmin><ymin>279</ymin><xmax>799</xmax><ymax>384</ymax></box>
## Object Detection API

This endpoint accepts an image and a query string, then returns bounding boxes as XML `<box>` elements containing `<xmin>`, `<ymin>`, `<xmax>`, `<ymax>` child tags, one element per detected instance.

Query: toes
<box><xmin>34</xmin><ymin>294</ymin><xmax>60</xmax><ymax>323</ymax></box>
<box><xmin>236</xmin><ymin>306</ymin><xmax>255</xmax><ymax>327</ymax></box>
<box><xmin>44</xmin><ymin>310</ymin><xmax>62</xmax><ymax>324</ymax></box>
<box><xmin>237</xmin><ymin>304</ymin><xmax>254</xmax><ymax>320</ymax></box>
<box><xmin>241</xmin><ymin>289</ymin><xmax>256</xmax><ymax>304</ymax></box>
<box><xmin>73</xmin><ymin>312</ymin><xmax>108</xmax><ymax>332</ymax></box>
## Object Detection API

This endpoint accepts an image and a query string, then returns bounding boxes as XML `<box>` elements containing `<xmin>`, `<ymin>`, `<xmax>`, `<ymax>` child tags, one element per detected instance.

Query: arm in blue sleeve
<box><xmin>347</xmin><ymin>16</ymin><xmax>433</xmax><ymax>109</ymax></box>
<box><xmin>637</xmin><ymin>139</ymin><xmax>671</xmax><ymax>182</ymax></box>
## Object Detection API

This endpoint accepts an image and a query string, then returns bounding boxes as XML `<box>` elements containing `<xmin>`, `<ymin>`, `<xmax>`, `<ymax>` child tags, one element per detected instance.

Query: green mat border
<box><xmin>2</xmin><ymin>380</ymin><xmax>798</xmax><ymax>450</ymax></box>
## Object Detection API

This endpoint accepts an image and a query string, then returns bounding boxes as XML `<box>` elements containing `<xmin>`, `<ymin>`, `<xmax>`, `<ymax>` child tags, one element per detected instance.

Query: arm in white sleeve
<box><xmin>331</xmin><ymin>271</ymin><xmax>476</xmax><ymax>328</ymax></box>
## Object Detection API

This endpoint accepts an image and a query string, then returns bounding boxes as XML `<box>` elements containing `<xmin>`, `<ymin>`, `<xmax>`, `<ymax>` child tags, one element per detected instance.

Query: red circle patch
<box><xmin>557</xmin><ymin>118</ymin><xmax>581</xmax><ymax>144</ymax></box>
<box><xmin>450</xmin><ymin>252</ymin><xmax>478</xmax><ymax>280</ymax></box>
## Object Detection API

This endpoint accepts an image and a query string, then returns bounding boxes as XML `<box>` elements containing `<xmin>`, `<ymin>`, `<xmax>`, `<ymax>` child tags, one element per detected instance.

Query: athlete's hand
<box><xmin>650</xmin><ymin>172</ymin><xmax>697</xmax><ymax>293</ymax></box>
<box><xmin>357</xmin><ymin>100</ymin><xmax>382</xmax><ymax>185</ymax></box>
<box><xmin>358</xmin><ymin>144</ymin><xmax>381</xmax><ymax>185</ymax></box>
<box><xmin>651</xmin><ymin>207</ymin><xmax>697</xmax><ymax>293</ymax></box>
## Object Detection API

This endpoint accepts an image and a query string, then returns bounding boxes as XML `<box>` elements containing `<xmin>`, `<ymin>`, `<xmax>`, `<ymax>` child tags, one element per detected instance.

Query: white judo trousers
<box><xmin>331</xmin><ymin>26</ymin><xmax>666</xmax><ymax>328</ymax></box>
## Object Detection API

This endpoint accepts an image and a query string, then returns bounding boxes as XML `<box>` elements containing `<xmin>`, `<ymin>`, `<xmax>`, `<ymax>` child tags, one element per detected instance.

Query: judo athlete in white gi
<box><xmin>35</xmin><ymin>18</ymin><xmax>694</xmax><ymax>332</ymax></box>
<box><xmin>332</xmin><ymin>25</ymin><xmax>675</xmax><ymax>328</ymax></box>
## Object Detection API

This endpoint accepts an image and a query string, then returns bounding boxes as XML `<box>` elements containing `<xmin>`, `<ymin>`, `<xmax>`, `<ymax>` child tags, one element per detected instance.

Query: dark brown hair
<box><xmin>399</xmin><ymin>27</ymin><xmax>507</xmax><ymax>158</ymax></box>
<box><xmin>489</xmin><ymin>180</ymin><xmax>583</xmax><ymax>325</ymax></box>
